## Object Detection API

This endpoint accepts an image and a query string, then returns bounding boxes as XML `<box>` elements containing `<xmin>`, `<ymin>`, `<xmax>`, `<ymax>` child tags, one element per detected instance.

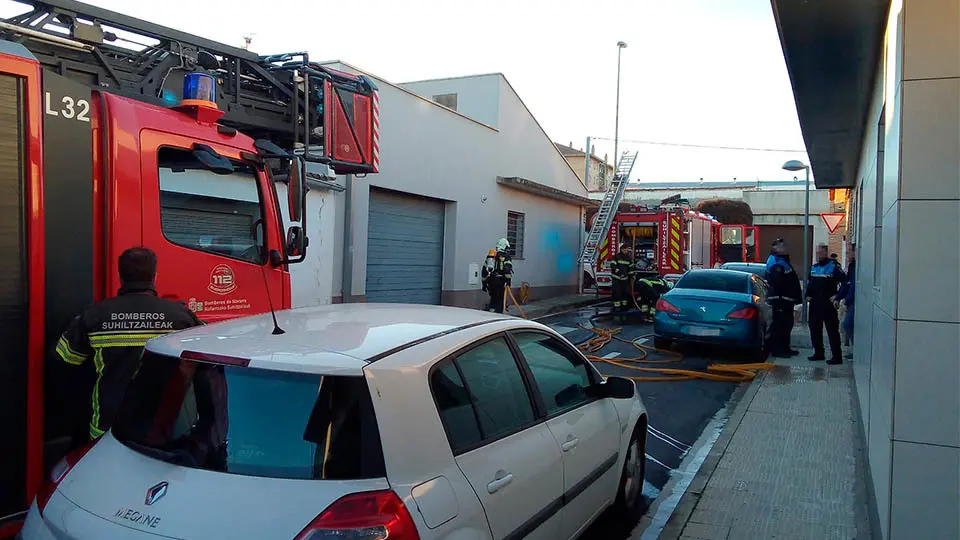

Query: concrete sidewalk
<box><xmin>657</xmin><ymin>329</ymin><xmax>874</xmax><ymax>540</ymax></box>
<box><xmin>504</xmin><ymin>292</ymin><xmax>601</xmax><ymax>320</ymax></box>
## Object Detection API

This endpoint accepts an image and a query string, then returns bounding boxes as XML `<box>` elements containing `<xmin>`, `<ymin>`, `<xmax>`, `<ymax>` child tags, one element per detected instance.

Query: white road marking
<box><xmin>601</xmin><ymin>352</ymin><xmax>621</xmax><ymax>359</ymax></box>
<box><xmin>648</xmin><ymin>425</ymin><xmax>692</xmax><ymax>450</ymax></box>
<box><xmin>648</xmin><ymin>429</ymin><xmax>690</xmax><ymax>453</ymax></box>
<box><xmin>552</xmin><ymin>325</ymin><xmax>577</xmax><ymax>335</ymax></box>
<box><xmin>644</xmin><ymin>453</ymin><xmax>672</xmax><ymax>470</ymax></box>
<box><xmin>634</xmin><ymin>338</ymin><xmax>649</xmax><ymax>345</ymax></box>
<box><xmin>642</xmin><ymin>479</ymin><xmax>662</xmax><ymax>500</ymax></box>
<box><xmin>637</xmin><ymin>408</ymin><xmax>730</xmax><ymax>540</ymax></box>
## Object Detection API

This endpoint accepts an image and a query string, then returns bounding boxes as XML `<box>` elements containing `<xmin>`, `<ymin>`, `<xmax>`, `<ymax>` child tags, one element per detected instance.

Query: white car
<box><xmin>22</xmin><ymin>304</ymin><xmax>648</xmax><ymax>540</ymax></box>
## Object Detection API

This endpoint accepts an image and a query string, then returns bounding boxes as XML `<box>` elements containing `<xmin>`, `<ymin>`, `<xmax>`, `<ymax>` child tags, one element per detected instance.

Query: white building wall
<box><xmin>289</xmin><ymin>65</ymin><xmax>587</xmax><ymax>307</ymax></box>
<box><xmin>400</xmin><ymin>74</ymin><xmax>501</xmax><ymax>128</ymax></box>
<box><xmin>607</xmin><ymin>182</ymin><xmax>817</xmax><ymax>204</ymax></box>
<box><xmin>492</xmin><ymin>77</ymin><xmax>587</xmax><ymax>293</ymax></box>
<box><xmin>743</xmin><ymin>190</ymin><xmax>833</xmax><ymax>264</ymax></box>
<box><xmin>850</xmin><ymin>1</ymin><xmax>960</xmax><ymax>538</ymax></box>
<box><xmin>275</xmin><ymin>178</ymin><xmax>338</xmax><ymax>308</ymax></box>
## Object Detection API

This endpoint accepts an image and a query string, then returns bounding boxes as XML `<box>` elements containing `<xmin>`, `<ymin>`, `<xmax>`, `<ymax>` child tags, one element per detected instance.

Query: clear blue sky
<box><xmin>10</xmin><ymin>0</ymin><xmax>812</xmax><ymax>183</ymax></box>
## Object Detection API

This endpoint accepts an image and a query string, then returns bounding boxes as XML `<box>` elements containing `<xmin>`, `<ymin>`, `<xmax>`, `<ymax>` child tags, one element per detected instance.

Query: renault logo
<box><xmin>145</xmin><ymin>482</ymin><xmax>168</xmax><ymax>506</ymax></box>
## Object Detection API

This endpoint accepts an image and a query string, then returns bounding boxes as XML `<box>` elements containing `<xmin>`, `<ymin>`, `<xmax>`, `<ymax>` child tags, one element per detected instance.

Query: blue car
<box><xmin>653</xmin><ymin>269</ymin><xmax>772</xmax><ymax>360</ymax></box>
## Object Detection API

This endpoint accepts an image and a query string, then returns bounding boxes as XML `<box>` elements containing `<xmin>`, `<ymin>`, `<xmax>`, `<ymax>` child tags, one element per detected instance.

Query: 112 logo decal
<box><xmin>207</xmin><ymin>264</ymin><xmax>238</xmax><ymax>295</ymax></box>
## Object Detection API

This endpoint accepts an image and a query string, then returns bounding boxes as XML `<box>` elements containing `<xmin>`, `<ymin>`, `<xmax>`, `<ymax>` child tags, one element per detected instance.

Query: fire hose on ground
<box><xmin>503</xmin><ymin>279</ymin><xmax>773</xmax><ymax>383</ymax></box>
<box><xmin>575</xmin><ymin>326</ymin><xmax>772</xmax><ymax>383</ymax></box>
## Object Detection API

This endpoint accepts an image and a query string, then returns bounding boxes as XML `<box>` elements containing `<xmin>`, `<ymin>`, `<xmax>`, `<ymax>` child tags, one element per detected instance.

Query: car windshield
<box><xmin>112</xmin><ymin>351</ymin><xmax>386</xmax><ymax>481</ymax></box>
<box><xmin>675</xmin><ymin>271</ymin><xmax>747</xmax><ymax>294</ymax></box>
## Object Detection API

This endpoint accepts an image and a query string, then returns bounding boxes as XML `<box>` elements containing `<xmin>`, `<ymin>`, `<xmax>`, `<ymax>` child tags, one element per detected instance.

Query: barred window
<box><xmin>507</xmin><ymin>211</ymin><xmax>525</xmax><ymax>259</ymax></box>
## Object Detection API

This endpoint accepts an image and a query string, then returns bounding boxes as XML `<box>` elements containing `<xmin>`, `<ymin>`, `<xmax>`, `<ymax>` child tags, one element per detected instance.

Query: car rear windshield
<box><xmin>112</xmin><ymin>351</ymin><xmax>386</xmax><ymax>481</ymax></box>
<box><xmin>675</xmin><ymin>271</ymin><xmax>747</xmax><ymax>294</ymax></box>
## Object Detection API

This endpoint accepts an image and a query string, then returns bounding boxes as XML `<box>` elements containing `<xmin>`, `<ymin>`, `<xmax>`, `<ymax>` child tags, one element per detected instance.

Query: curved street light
<box><xmin>783</xmin><ymin>159</ymin><xmax>811</xmax><ymax>323</ymax></box>
<box><xmin>614</xmin><ymin>41</ymin><xmax>627</xmax><ymax>165</ymax></box>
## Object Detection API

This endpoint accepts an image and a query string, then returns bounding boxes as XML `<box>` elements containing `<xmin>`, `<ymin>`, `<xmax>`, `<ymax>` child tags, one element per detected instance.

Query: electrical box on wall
<box><xmin>469</xmin><ymin>263</ymin><xmax>480</xmax><ymax>285</ymax></box>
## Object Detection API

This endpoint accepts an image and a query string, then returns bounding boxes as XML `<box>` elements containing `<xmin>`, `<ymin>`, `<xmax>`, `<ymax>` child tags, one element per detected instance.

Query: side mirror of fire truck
<box><xmin>286</xmin><ymin>225</ymin><xmax>306</xmax><ymax>262</ymax></box>
<box><xmin>284</xmin><ymin>156</ymin><xmax>308</xmax><ymax>264</ymax></box>
<box><xmin>287</xmin><ymin>156</ymin><xmax>306</xmax><ymax>223</ymax></box>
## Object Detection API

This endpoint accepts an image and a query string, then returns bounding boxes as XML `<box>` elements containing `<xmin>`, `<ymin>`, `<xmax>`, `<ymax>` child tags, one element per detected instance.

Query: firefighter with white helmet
<box><xmin>481</xmin><ymin>238</ymin><xmax>513</xmax><ymax>313</ymax></box>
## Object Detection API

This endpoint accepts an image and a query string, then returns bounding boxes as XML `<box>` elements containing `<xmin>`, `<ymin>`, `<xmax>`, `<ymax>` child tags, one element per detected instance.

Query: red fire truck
<box><xmin>584</xmin><ymin>203</ymin><xmax>760</xmax><ymax>293</ymax></box>
<box><xmin>0</xmin><ymin>0</ymin><xmax>379</xmax><ymax>533</ymax></box>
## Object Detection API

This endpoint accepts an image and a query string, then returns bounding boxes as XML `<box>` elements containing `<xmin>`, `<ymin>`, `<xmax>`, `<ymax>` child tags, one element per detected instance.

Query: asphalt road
<box><xmin>536</xmin><ymin>304</ymin><xmax>746</xmax><ymax>539</ymax></box>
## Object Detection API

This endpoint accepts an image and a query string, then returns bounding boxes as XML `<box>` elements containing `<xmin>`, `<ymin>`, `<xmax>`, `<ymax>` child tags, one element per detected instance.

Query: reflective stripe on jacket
<box><xmin>56</xmin><ymin>283</ymin><xmax>203</xmax><ymax>438</ymax></box>
<box><xmin>806</xmin><ymin>259</ymin><xmax>846</xmax><ymax>302</ymax></box>
<box><xmin>611</xmin><ymin>254</ymin><xmax>632</xmax><ymax>281</ymax></box>
<box><xmin>766</xmin><ymin>254</ymin><xmax>801</xmax><ymax>303</ymax></box>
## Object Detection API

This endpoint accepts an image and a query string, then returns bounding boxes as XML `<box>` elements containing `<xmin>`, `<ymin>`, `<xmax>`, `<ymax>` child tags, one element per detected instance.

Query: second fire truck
<box><xmin>584</xmin><ymin>201</ymin><xmax>761</xmax><ymax>294</ymax></box>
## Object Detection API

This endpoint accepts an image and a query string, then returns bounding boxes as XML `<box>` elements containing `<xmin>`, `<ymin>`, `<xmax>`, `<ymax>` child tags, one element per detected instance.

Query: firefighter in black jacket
<box><xmin>55</xmin><ymin>247</ymin><xmax>203</xmax><ymax>440</ymax></box>
<box><xmin>481</xmin><ymin>238</ymin><xmax>513</xmax><ymax>313</ymax></box>
<box><xmin>610</xmin><ymin>244</ymin><xmax>634</xmax><ymax>316</ymax></box>
<box><xmin>806</xmin><ymin>244</ymin><xmax>847</xmax><ymax>364</ymax></box>
<box><xmin>765</xmin><ymin>238</ymin><xmax>802</xmax><ymax>357</ymax></box>
<box><xmin>635</xmin><ymin>269</ymin><xmax>672</xmax><ymax>323</ymax></box>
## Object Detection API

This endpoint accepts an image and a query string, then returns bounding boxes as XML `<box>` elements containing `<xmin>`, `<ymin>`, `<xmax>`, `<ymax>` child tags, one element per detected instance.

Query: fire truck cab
<box><xmin>0</xmin><ymin>0</ymin><xmax>380</xmax><ymax>532</ymax></box>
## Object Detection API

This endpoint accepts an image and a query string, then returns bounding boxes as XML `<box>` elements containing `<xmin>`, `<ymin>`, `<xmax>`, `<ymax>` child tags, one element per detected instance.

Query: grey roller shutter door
<box><xmin>366</xmin><ymin>189</ymin><xmax>444</xmax><ymax>304</ymax></box>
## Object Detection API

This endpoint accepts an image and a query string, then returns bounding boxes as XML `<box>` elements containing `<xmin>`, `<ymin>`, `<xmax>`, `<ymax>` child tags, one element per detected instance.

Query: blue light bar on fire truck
<box><xmin>181</xmin><ymin>72</ymin><xmax>217</xmax><ymax>108</ymax></box>
<box><xmin>174</xmin><ymin>72</ymin><xmax>225</xmax><ymax>123</ymax></box>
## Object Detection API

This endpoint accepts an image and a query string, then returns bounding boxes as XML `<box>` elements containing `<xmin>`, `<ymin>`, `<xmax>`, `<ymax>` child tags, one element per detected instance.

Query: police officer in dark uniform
<box><xmin>610</xmin><ymin>243</ymin><xmax>633</xmax><ymax>316</ymax></box>
<box><xmin>55</xmin><ymin>247</ymin><xmax>202</xmax><ymax>440</ymax></box>
<box><xmin>481</xmin><ymin>238</ymin><xmax>513</xmax><ymax>313</ymax></box>
<box><xmin>806</xmin><ymin>244</ymin><xmax>847</xmax><ymax>364</ymax></box>
<box><xmin>765</xmin><ymin>238</ymin><xmax>802</xmax><ymax>357</ymax></box>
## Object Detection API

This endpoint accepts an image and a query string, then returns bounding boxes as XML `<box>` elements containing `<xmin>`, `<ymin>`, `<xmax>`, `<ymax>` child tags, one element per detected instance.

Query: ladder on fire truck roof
<box><xmin>579</xmin><ymin>150</ymin><xmax>638</xmax><ymax>266</ymax></box>
<box><xmin>0</xmin><ymin>0</ymin><xmax>378</xmax><ymax>174</ymax></box>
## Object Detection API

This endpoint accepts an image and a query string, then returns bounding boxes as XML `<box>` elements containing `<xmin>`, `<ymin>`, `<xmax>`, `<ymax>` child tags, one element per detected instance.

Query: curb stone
<box><xmin>655</xmin><ymin>366</ymin><xmax>767</xmax><ymax>540</ymax></box>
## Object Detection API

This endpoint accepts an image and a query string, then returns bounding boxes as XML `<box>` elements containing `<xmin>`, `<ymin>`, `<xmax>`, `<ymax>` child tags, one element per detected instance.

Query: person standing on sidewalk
<box><xmin>835</xmin><ymin>250</ymin><xmax>856</xmax><ymax>359</ymax></box>
<box><xmin>806</xmin><ymin>244</ymin><xmax>847</xmax><ymax>364</ymax></box>
<box><xmin>765</xmin><ymin>238</ymin><xmax>801</xmax><ymax>357</ymax></box>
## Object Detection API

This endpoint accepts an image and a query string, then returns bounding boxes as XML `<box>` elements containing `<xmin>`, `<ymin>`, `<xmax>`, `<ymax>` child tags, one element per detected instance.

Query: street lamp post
<box><xmin>783</xmin><ymin>159</ymin><xmax>810</xmax><ymax>323</ymax></box>
<box><xmin>614</xmin><ymin>41</ymin><xmax>627</xmax><ymax>164</ymax></box>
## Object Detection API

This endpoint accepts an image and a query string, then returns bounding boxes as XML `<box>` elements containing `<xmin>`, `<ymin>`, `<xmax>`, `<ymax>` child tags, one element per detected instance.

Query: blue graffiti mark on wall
<box><xmin>540</xmin><ymin>224</ymin><xmax>576</xmax><ymax>274</ymax></box>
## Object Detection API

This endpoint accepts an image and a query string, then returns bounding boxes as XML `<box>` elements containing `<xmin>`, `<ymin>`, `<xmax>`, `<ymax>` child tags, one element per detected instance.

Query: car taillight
<box><xmin>727</xmin><ymin>306</ymin><xmax>758</xmax><ymax>319</ymax></box>
<box><xmin>294</xmin><ymin>490</ymin><xmax>420</xmax><ymax>540</ymax></box>
<box><xmin>36</xmin><ymin>440</ymin><xmax>96</xmax><ymax>514</ymax></box>
<box><xmin>656</xmin><ymin>298</ymin><xmax>681</xmax><ymax>314</ymax></box>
